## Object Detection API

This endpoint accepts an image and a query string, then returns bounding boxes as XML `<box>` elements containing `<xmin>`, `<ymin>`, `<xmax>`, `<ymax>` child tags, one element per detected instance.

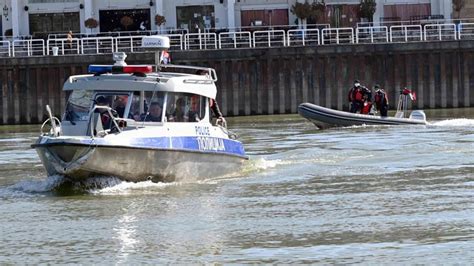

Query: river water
<box><xmin>1</xmin><ymin>108</ymin><xmax>473</xmax><ymax>264</ymax></box>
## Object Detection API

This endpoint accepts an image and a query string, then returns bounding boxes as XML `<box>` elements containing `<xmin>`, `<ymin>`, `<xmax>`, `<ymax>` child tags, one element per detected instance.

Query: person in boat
<box><xmin>374</xmin><ymin>84</ymin><xmax>389</xmax><ymax>117</ymax></box>
<box><xmin>188</xmin><ymin>95</ymin><xmax>201</xmax><ymax>122</ymax></box>
<box><xmin>113</xmin><ymin>95</ymin><xmax>128</xmax><ymax>118</ymax></box>
<box><xmin>210</xmin><ymin>98</ymin><xmax>226</xmax><ymax>125</ymax></box>
<box><xmin>348</xmin><ymin>79</ymin><xmax>366</xmax><ymax>113</ymax></box>
<box><xmin>160</xmin><ymin>49</ymin><xmax>171</xmax><ymax>65</ymax></box>
<box><xmin>360</xmin><ymin>86</ymin><xmax>373</xmax><ymax>115</ymax></box>
<box><xmin>141</xmin><ymin>102</ymin><xmax>162</xmax><ymax>122</ymax></box>
<box><xmin>195</xmin><ymin>69</ymin><xmax>226</xmax><ymax>124</ymax></box>
<box><xmin>95</xmin><ymin>96</ymin><xmax>113</xmax><ymax>129</ymax></box>
<box><xmin>169</xmin><ymin>98</ymin><xmax>188</xmax><ymax>122</ymax></box>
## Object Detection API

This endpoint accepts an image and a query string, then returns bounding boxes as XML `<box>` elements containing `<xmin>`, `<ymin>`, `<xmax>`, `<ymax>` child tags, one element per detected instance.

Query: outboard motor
<box><xmin>409</xmin><ymin>110</ymin><xmax>426</xmax><ymax>121</ymax></box>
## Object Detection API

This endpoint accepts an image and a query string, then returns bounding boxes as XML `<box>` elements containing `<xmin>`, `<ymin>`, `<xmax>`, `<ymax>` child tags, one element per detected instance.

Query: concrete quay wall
<box><xmin>0</xmin><ymin>41</ymin><xmax>473</xmax><ymax>124</ymax></box>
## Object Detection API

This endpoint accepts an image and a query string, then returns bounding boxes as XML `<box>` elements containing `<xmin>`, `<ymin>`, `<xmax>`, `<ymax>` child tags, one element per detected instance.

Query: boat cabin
<box><xmin>60</xmin><ymin>61</ymin><xmax>219</xmax><ymax>137</ymax></box>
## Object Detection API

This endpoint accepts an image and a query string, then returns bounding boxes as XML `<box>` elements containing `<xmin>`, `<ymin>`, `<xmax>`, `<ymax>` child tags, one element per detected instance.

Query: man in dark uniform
<box><xmin>374</xmin><ymin>84</ymin><xmax>389</xmax><ymax>117</ymax></box>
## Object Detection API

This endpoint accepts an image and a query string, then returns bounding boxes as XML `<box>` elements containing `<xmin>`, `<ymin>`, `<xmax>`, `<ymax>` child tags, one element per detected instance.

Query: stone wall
<box><xmin>0</xmin><ymin>40</ymin><xmax>473</xmax><ymax>124</ymax></box>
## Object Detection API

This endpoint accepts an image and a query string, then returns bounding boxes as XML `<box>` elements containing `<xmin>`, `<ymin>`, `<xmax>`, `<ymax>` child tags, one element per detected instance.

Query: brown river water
<box><xmin>0</xmin><ymin>108</ymin><xmax>473</xmax><ymax>264</ymax></box>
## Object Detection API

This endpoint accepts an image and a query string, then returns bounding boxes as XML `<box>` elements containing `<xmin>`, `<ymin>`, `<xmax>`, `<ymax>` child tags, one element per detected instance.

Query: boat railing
<box><xmin>89</xmin><ymin>105</ymin><xmax>123</xmax><ymax>138</ymax></box>
<box><xmin>160</xmin><ymin>64</ymin><xmax>218</xmax><ymax>82</ymax></box>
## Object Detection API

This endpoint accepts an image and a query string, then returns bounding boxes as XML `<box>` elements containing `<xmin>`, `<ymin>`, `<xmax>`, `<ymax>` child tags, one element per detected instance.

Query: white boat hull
<box><xmin>33</xmin><ymin>136</ymin><xmax>247</xmax><ymax>182</ymax></box>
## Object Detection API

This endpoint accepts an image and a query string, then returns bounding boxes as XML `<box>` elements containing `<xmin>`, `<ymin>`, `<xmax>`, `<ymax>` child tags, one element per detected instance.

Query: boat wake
<box><xmin>431</xmin><ymin>118</ymin><xmax>474</xmax><ymax>127</ymax></box>
<box><xmin>8</xmin><ymin>175</ymin><xmax>66</xmax><ymax>194</ymax></box>
<box><xmin>90</xmin><ymin>179</ymin><xmax>177</xmax><ymax>195</ymax></box>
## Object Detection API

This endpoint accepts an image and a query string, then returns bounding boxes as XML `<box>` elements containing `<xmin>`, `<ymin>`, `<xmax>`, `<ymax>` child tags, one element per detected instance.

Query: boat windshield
<box><xmin>64</xmin><ymin>90</ymin><xmax>94</xmax><ymax>122</ymax></box>
<box><xmin>166</xmin><ymin>92</ymin><xmax>206</xmax><ymax>122</ymax></box>
<box><xmin>93</xmin><ymin>93</ymin><xmax>131</xmax><ymax>118</ymax></box>
<box><xmin>130</xmin><ymin>91</ymin><xmax>165</xmax><ymax>122</ymax></box>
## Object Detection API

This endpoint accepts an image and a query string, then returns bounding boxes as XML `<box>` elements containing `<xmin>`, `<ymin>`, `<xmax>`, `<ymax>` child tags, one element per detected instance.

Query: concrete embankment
<box><xmin>0</xmin><ymin>41</ymin><xmax>473</xmax><ymax>125</ymax></box>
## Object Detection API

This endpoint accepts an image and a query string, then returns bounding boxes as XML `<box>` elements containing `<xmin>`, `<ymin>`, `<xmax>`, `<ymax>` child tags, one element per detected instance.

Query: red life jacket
<box><xmin>374</xmin><ymin>91</ymin><xmax>386</xmax><ymax>106</ymax></box>
<box><xmin>361</xmin><ymin>102</ymin><xmax>371</xmax><ymax>114</ymax></box>
<box><xmin>354</xmin><ymin>88</ymin><xmax>363</xmax><ymax>101</ymax></box>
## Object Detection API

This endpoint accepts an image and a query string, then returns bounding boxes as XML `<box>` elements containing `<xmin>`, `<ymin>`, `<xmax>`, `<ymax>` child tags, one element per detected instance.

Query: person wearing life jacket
<box><xmin>374</xmin><ymin>84</ymin><xmax>389</xmax><ymax>117</ymax></box>
<box><xmin>360</xmin><ymin>86</ymin><xmax>373</xmax><ymax>115</ymax></box>
<box><xmin>348</xmin><ymin>79</ymin><xmax>365</xmax><ymax>113</ymax></box>
<box><xmin>160</xmin><ymin>49</ymin><xmax>171</xmax><ymax>65</ymax></box>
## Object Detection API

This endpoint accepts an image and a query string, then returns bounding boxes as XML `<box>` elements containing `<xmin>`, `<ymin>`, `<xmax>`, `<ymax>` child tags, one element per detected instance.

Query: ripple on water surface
<box><xmin>0</xmin><ymin>114</ymin><xmax>473</xmax><ymax>263</ymax></box>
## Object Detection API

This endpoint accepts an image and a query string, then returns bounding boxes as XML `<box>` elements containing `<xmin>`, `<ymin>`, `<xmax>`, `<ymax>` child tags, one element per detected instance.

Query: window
<box><xmin>176</xmin><ymin>5</ymin><xmax>215</xmax><ymax>32</ymax></box>
<box><xmin>29</xmin><ymin>12</ymin><xmax>80</xmax><ymax>38</ymax></box>
<box><xmin>29</xmin><ymin>0</ymin><xmax>78</xmax><ymax>3</ymax></box>
<box><xmin>166</xmin><ymin>92</ymin><xmax>206</xmax><ymax>123</ymax></box>
<box><xmin>129</xmin><ymin>91</ymin><xmax>165</xmax><ymax>122</ymax></box>
<box><xmin>63</xmin><ymin>90</ymin><xmax>93</xmax><ymax>122</ymax></box>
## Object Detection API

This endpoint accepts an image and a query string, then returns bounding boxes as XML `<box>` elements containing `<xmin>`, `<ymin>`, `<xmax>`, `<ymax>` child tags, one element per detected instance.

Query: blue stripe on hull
<box><xmin>38</xmin><ymin>136</ymin><xmax>247</xmax><ymax>158</ymax></box>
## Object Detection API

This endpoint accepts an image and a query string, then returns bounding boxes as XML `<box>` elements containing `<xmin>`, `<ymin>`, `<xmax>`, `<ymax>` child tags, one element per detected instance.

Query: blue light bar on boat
<box><xmin>88</xmin><ymin>65</ymin><xmax>113</xmax><ymax>73</ymax></box>
<box><xmin>88</xmin><ymin>65</ymin><xmax>153</xmax><ymax>74</ymax></box>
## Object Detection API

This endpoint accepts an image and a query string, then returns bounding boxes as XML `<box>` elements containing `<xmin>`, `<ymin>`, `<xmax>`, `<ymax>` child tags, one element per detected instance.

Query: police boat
<box><xmin>298</xmin><ymin>88</ymin><xmax>427</xmax><ymax>129</ymax></box>
<box><xmin>32</xmin><ymin>36</ymin><xmax>247</xmax><ymax>182</ymax></box>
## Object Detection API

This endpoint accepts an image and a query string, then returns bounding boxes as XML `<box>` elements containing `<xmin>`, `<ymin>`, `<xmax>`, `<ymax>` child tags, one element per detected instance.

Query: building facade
<box><xmin>0</xmin><ymin>0</ymin><xmax>456</xmax><ymax>38</ymax></box>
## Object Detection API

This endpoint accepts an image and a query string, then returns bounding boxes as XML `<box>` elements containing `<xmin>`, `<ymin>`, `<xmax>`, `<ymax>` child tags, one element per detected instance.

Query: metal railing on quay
<box><xmin>458</xmin><ymin>22</ymin><xmax>474</xmax><ymax>39</ymax></box>
<box><xmin>287</xmin><ymin>28</ymin><xmax>320</xmax><ymax>46</ymax></box>
<box><xmin>184</xmin><ymin>32</ymin><xmax>217</xmax><ymax>50</ymax></box>
<box><xmin>46</xmin><ymin>38</ymin><xmax>81</xmax><ymax>55</ymax></box>
<box><xmin>12</xmin><ymin>39</ymin><xmax>45</xmax><ymax>56</ymax></box>
<box><xmin>252</xmin><ymin>30</ymin><xmax>286</xmax><ymax>48</ymax></box>
<box><xmin>423</xmin><ymin>23</ymin><xmax>457</xmax><ymax>41</ymax></box>
<box><xmin>321</xmin><ymin>28</ymin><xmax>354</xmax><ymax>45</ymax></box>
<box><xmin>3</xmin><ymin>21</ymin><xmax>474</xmax><ymax>58</ymax></box>
<box><xmin>356</xmin><ymin>26</ymin><xmax>389</xmax><ymax>43</ymax></box>
<box><xmin>0</xmin><ymin>41</ymin><xmax>11</xmax><ymax>57</ymax></box>
<box><xmin>389</xmin><ymin>25</ymin><xmax>423</xmax><ymax>42</ymax></box>
<box><xmin>81</xmin><ymin>37</ymin><xmax>114</xmax><ymax>54</ymax></box>
<box><xmin>218</xmin><ymin>31</ymin><xmax>252</xmax><ymax>49</ymax></box>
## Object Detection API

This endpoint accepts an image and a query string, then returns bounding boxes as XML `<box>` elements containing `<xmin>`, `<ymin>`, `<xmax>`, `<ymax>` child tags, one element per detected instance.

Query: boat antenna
<box><xmin>141</xmin><ymin>35</ymin><xmax>171</xmax><ymax>71</ymax></box>
<box><xmin>113</xmin><ymin>52</ymin><xmax>128</xmax><ymax>66</ymax></box>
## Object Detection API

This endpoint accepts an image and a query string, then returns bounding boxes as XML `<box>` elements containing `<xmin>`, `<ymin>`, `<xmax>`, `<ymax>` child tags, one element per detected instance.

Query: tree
<box><xmin>291</xmin><ymin>0</ymin><xmax>326</xmax><ymax>27</ymax></box>
<box><xmin>291</xmin><ymin>1</ymin><xmax>312</xmax><ymax>21</ymax></box>
<box><xmin>359</xmin><ymin>0</ymin><xmax>377</xmax><ymax>22</ymax></box>
<box><xmin>155</xmin><ymin>14</ymin><xmax>166</xmax><ymax>26</ymax></box>
<box><xmin>84</xmin><ymin>18</ymin><xmax>98</xmax><ymax>33</ymax></box>
<box><xmin>309</xmin><ymin>1</ymin><xmax>326</xmax><ymax>24</ymax></box>
<box><xmin>155</xmin><ymin>14</ymin><xmax>166</xmax><ymax>32</ymax></box>
<box><xmin>120</xmin><ymin>16</ymin><xmax>134</xmax><ymax>31</ymax></box>
<box><xmin>452</xmin><ymin>0</ymin><xmax>465</xmax><ymax>19</ymax></box>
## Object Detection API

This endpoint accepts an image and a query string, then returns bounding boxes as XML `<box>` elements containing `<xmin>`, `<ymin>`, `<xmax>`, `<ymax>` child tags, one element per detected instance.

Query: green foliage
<box><xmin>84</xmin><ymin>18</ymin><xmax>98</xmax><ymax>29</ymax></box>
<box><xmin>291</xmin><ymin>0</ymin><xmax>326</xmax><ymax>21</ymax></box>
<box><xmin>452</xmin><ymin>0</ymin><xmax>465</xmax><ymax>19</ymax></box>
<box><xmin>155</xmin><ymin>14</ymin><xmax>166</xmax><ymax>26</ymax></box>
<box><xmin>120</xmin><ymin>16</ymin><xmax>134</xmax><ymax>30</ymax></box>
<box><xmin>359</xmin><ymin>0</ymin><xmax>376</xmax><ymax>20</ymax></box>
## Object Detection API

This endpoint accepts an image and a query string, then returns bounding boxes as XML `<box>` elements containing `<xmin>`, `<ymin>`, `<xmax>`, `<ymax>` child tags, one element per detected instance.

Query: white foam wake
<box><xmin>9</xmin><ymin>175</ymin><xmax>65</xmax><ymax>193</ymax></box>
<box><xmin>432</xmin><ymin>118</ymin><xmax>474</xmax><ymax>127</ymax></box>
<box><xmin>90</xmin><ymin>179</ymin><xmax>176</xmax><ymax>195</ymax></box>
